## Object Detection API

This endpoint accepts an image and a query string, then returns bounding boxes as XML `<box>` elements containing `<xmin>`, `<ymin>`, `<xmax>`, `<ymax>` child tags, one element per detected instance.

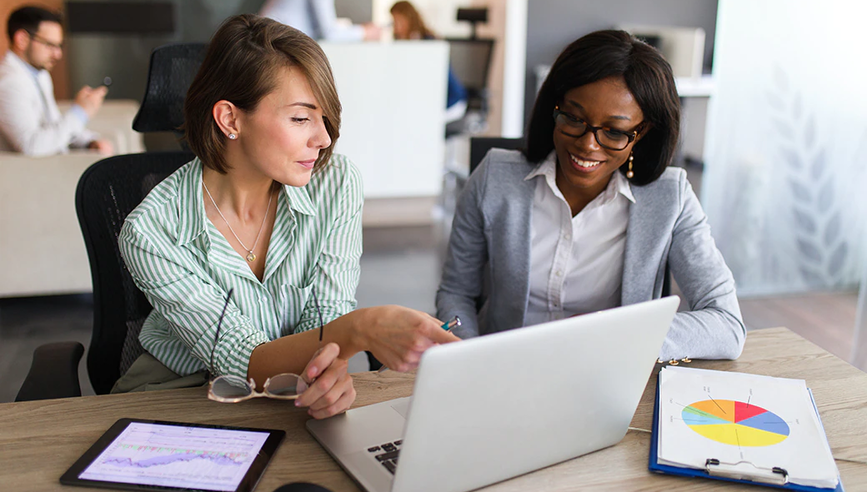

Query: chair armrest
<box><xmin>15</xmin><ymin>341</ymin><xmax>84</xmax><ymax>401</ymax></box>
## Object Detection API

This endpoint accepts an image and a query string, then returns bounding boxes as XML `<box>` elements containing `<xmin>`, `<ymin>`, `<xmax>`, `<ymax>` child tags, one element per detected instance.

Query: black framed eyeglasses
<box><xmin>207</xmin><ymin>288</ymin><xmax>309</xmax><ymax>403</ymax></box>
<box><xmin>26</xmin><ymin>31</ymin><xmax>63</xmax><ymax>51</ymax></box>
<box><xmin>552</xmin><ymin>106</ymin><xmax>642</xmax><ymax>151</ymax></box>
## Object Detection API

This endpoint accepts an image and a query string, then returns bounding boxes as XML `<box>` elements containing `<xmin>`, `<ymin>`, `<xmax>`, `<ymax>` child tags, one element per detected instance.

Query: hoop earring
<box><xmin>626</xmin><ymin>153</ymin><xmax>634</xmax><ymax>179</ymax></box>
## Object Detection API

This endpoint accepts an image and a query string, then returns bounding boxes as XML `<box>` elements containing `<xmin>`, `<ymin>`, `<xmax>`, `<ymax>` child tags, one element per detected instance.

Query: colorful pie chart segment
<box><xmin>682</xmin><ymin>400</ymin><xmax>789</xmax><ymax>446</ymax></box>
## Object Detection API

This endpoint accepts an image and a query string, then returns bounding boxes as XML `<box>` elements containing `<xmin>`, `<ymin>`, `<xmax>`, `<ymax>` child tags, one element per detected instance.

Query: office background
<box><xmin>1</xmin><ymin>0</ymin><xmax>865</xmax><ymax>403</ymax></box>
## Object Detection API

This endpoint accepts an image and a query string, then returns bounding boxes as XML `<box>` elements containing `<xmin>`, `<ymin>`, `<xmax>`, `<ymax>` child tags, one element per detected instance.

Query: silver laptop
<box><xmin>307</xmin><ymin>296</ymin><xmax>680</xmax><ymax>492</ymax></box>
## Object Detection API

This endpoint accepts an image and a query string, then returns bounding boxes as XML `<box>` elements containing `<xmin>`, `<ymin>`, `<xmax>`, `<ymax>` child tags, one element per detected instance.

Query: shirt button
<box><xmin>556</xmin><ymin>270</ymin><xmax>563</xmax><ymax>277</ymax></box>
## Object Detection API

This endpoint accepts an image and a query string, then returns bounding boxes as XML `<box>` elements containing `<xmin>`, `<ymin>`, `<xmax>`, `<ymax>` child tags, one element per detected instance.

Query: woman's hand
<box><xmin>359</xmin><ymin>305</ymin><xmax>461</xmax><ymax>372</ymax></box>
<box><xmin>294</xmin><ymin>342</ymin><xmax>356</xmax><ymax>419</ymax></box>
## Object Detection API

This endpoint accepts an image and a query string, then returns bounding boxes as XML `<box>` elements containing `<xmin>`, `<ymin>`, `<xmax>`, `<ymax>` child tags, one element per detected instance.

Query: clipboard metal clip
<box><xmin>705</xmin><ymin>459</ymin><xmax>789</xmax><ymax>486</ymax></box>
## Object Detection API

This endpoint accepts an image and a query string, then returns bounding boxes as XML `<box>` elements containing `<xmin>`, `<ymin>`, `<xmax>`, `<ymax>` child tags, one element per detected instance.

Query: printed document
<box><xmin>657</xmin><ymin>367</ymin><xmax>838</xmax><ymax>489</ymax></box>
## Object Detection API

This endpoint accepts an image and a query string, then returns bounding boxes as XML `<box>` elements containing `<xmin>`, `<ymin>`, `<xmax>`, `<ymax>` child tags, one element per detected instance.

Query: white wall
<box><xmin>322</xmin><ymin>41</ymin><xmax>448</xmax><ymax>198</ymax></box>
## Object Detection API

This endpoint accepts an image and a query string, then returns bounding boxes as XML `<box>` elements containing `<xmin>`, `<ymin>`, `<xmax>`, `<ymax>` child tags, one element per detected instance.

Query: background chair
<box><xmin>444</xmin><ymin>38</ymin><xmax>495</xmax><ymax>137</ymax></box>
<box><xmin>469</xmin><ymin>136</ymin><xmax>524</xmax><ymax>175</ymax></box>
<box><xmin>15</xmin><ymin>43</ymin><xmax>204</xmax><ymax>401</ymax></box>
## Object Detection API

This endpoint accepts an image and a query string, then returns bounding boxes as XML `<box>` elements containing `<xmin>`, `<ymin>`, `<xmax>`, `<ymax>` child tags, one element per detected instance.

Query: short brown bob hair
<box><xmin>184</xmin><ymin>14</ymin><xmax>341</xmax><ymax>174</ymax></box>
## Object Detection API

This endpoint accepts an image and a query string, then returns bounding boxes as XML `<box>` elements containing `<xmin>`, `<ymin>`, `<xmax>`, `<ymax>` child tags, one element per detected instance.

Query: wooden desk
<box><xmin>1</xmin><ymin>328</ymin><xmax>865</xmax><ymax>491</ymax></box>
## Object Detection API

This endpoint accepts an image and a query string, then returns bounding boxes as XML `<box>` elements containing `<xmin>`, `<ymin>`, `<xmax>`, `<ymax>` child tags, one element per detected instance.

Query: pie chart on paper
<box><xmin>681</xmin><ymin>400</ymin><xmax>790</xmax><ymax>446</ymax></box>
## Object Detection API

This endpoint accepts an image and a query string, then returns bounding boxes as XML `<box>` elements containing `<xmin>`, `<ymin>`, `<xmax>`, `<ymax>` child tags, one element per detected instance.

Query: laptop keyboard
<box><xmin>367</xmin><ymin>440</ymin><xmax>402</xmax><ymax>474</ymax></box>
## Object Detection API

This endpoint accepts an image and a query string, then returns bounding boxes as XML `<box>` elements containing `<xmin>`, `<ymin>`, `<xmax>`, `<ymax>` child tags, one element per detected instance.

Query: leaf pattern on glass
<box><xmin>828</xmin><ymin>243</ymin><xmax>848</xmax><ymax>277</ymax></box>
<box><xmin>823</xmin><ymin>214</ymin><xmax>841</xmax><ymax>247</ymax></box>
<box><xmin>793</xmin><ymin>208</ymin><xmax>816</xmax><ymax>234</ymax></box>
<box><xmin>787</xmin><ymin>177</ymin><xmax>810</xmax><ymax>202</ymax></box>
<box><xmin>796</xmin><ymin>238</ymin><xmax>822</xmax><ymax>264</ymax></box>
<box><xmin>771</xmin><ymin>65</ymin><xmax>849</xmax><ymax>286</ymax></box>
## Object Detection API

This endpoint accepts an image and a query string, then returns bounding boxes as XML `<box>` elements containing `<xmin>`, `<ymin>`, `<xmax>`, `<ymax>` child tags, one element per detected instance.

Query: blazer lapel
<box><xmin>620</xmin><ymin>186</ymin><xmax>668</xmax><ymax>306</ymax></box>
<box><xmin>497</xmin><ymin>175</ymin><xmax>535</xmax><ymax>329</ymax></box>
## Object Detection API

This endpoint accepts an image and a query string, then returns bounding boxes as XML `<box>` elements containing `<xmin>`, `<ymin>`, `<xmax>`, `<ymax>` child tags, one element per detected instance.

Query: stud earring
<box><xmin>626</xmin><ymin>153</ymin><xmax>634</xmax><ymax>179</ymax></box>
<box><xmin>228</xmin><ymin>133</ymin><xmax>237</xmax><ymax>140</ymax></box>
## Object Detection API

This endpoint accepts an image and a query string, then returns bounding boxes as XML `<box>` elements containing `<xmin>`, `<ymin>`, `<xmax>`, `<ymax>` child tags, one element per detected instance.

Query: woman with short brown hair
<box><xmin>118</xmin><ymin>14</ymin><xmax>458</xmax><ymax>418</ymax></box>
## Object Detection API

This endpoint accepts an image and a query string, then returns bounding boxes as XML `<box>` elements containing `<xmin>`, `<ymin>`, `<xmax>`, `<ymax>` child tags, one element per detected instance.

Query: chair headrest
<box><xmin>132</xmin><ymin>42</ymin><xmax>208</xmax><ymax>134</ymax></box>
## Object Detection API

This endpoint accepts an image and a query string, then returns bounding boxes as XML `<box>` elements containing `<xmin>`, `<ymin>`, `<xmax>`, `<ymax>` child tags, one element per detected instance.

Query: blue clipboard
<box><xmin>648</xmin><ymin>374</ymin><xmax>844</xmax><ymax>491</ymax></box>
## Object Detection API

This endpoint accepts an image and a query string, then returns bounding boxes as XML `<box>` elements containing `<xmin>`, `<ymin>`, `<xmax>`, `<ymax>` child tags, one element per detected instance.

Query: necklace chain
<box><xmin>203</xmin><ymin>181</ymin><xmax>274</xmax><ymax>262</ymax></box>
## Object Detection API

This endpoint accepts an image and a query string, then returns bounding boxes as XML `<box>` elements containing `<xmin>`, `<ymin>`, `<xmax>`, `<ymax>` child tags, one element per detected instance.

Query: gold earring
<box><xmin>626</xmin><ymin>153</ymin><xmax>634</xmax><ymax>179</ymax></box>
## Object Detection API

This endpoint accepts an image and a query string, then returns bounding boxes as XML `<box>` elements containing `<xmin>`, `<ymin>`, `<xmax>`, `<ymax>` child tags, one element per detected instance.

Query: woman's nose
<box><xmin>312</xmin><ymin>118</ymin><xmax>331</xmax><ymax>149</ymax></box>
<box><xmin>576</xmin><ymin>129</ymin><xmax>601</xmax><ymax>151</ymax></box>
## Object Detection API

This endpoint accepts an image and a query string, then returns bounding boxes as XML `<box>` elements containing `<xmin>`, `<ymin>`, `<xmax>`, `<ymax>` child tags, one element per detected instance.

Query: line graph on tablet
<box><xmin>79</xmin><ymin>422</ymin><xmax>271</xmax><ymax>491</ymax></box>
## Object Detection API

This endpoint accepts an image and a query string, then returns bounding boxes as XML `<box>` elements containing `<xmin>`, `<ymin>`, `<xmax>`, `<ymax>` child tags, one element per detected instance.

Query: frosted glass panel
<box><xmin>703</xmin><ymin>0</ymin><xmax>867</xmax><ymax>296</ymax></box>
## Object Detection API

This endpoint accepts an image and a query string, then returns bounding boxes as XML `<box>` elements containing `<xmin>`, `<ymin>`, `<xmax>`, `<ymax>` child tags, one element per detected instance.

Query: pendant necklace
<box><xmin>203</xmin><ymin>181</ymin><xmax>274</xmax><ymax>262</ymax></box>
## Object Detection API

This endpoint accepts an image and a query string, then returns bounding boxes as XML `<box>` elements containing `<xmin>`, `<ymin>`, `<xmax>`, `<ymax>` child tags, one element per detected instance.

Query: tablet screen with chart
<box><xmin>60</xmin><ymin>419</ymin><xmax>284</xmax><ymax>492</ymax></box>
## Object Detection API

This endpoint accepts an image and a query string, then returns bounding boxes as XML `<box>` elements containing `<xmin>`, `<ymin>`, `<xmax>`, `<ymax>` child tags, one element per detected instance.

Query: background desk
<box><xmin>0</xmin><ymin>99</ymin><xmax>143</xmax><ymax>297</ymax></box>
<box><xmin>1</xmin><ymin>328</ymin><xmax>865</xmax><ymax>491</ymax></box>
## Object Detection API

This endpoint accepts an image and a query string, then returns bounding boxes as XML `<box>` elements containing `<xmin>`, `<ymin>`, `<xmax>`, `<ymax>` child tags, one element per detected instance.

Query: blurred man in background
<box><xmin>0</xmin><ymin>6</ymin><xmax>112</xmax><ymax>156</ymax></box>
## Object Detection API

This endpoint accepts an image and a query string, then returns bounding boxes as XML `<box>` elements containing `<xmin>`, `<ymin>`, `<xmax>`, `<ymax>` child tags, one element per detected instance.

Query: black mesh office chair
<box><xmin>15</xmin><ymin>43</ymin><xmax>205</xmax><ymax>401</ymax></box>
<box><xmin>469</xmin><ymin>136</ymin><xmax>524</xmax><ymax>175</ymax></box>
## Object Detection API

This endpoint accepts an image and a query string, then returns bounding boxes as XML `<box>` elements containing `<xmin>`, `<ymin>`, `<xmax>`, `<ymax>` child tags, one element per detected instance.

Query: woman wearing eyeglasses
<box><xmin>116</xmin><ymin>15</ymin><xmax>458</xmax><ymax>418</ymax></box>
<box><xmin>436</xmin><ymin>30</ymin><xmax>745</xmax><ymax>360</ymax></box>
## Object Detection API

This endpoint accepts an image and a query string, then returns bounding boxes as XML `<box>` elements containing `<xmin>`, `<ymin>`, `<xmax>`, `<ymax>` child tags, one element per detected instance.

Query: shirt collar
<box><xmin>524</xmin><ymin>151</ymin><xmax>635</xmax><ymax>204</ymax></box>
<box><xmin>7</xmin><ymin>51</ymin><xmax>41</xmax><ymax>78</ymax></box>
<box><xmin>175</xmin><ymin>157</ymin><xmax>317</xmax><ymax>246</ymax></box>
<box><xmin>524</xmin><ymin>151</ymin><xmax>557</xmax><ymax>182</ymax></box>
<box><xmin>176</xmin><ymin>158</ymin><xmax>208</xmax><ymax>246</ymax></box>
<box><xmin>281</xmin><ymin>181</ymin><xmax>316</xmax><ymax>217</ymax></box>
<box><xmin>610</xmin><ymin>168</ymin><xmax>636</xmax><ymax>203</ymax></box>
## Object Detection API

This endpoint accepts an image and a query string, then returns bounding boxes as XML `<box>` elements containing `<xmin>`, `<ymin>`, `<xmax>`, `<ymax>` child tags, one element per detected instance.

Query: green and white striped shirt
<box><xmin>118</xmin><ymin>155</ymin><xmax>363</xmax><ymax>379</ymax></box>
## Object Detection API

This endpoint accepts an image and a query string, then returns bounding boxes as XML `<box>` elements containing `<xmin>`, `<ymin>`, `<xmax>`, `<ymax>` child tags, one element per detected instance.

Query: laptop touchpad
<box><xmin>390</xmin><ymin>397</ymin><xmax>411</xmax><ymax>420</ymax></box>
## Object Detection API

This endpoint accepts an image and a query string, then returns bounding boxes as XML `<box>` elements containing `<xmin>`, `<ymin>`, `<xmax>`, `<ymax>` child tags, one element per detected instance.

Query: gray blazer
<box><xmin>436</xmin><ymin>149</ymin><xmax>745</xmax><ymax>360</ymax></box>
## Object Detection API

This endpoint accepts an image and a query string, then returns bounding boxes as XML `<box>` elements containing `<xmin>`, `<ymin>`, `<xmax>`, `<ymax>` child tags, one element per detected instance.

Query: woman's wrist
<box><xmin>336</xmin><ymin>307</ymin><xmax>373</xmax><ymax>357</ymax></box>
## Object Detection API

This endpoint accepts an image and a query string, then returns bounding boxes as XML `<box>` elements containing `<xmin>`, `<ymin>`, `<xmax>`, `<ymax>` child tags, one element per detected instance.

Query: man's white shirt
<box><xmin>0</xmin><ymin>51</ymin><xmax>97</xmax><ymax>155</ymax></box>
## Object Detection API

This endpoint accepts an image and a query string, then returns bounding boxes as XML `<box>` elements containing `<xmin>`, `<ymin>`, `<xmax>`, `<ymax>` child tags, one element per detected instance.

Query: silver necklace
<box><xmin>203</xmin><ymin>181</ymin><xmax>274</xmax><ymax>262</ymax></box>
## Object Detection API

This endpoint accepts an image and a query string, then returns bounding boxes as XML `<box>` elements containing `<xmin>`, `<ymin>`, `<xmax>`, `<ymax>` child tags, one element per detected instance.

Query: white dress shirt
<box><xmin>524</xmin><ymin>152</ymin><xmax>635</xmax><ymax>326</ymax></box>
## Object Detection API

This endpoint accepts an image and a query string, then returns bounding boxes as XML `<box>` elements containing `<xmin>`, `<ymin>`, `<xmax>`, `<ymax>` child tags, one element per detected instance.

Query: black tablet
<box><xmin>60</xmin><ymin>418</ymin><xmax>285</xmax><ymax>492</ymax></box>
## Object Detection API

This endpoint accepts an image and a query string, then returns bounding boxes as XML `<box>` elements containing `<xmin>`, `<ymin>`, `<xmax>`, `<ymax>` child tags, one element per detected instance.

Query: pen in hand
<box><xmin>377</xmin><ymin>316</ymin><xmax>461</xmax><ymax>373</ymax></box>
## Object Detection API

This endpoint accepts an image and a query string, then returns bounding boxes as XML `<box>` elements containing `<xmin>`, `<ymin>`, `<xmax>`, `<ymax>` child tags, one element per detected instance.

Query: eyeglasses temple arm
<box><xmin>209</xmin><ymin>288</ymin><xmax>235</xmax><ymax>377</ymax></box>
<box><xmin>310</xmin><ymin>287</ymin><xmax>325</xmax><ymax>344</ymax></box>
